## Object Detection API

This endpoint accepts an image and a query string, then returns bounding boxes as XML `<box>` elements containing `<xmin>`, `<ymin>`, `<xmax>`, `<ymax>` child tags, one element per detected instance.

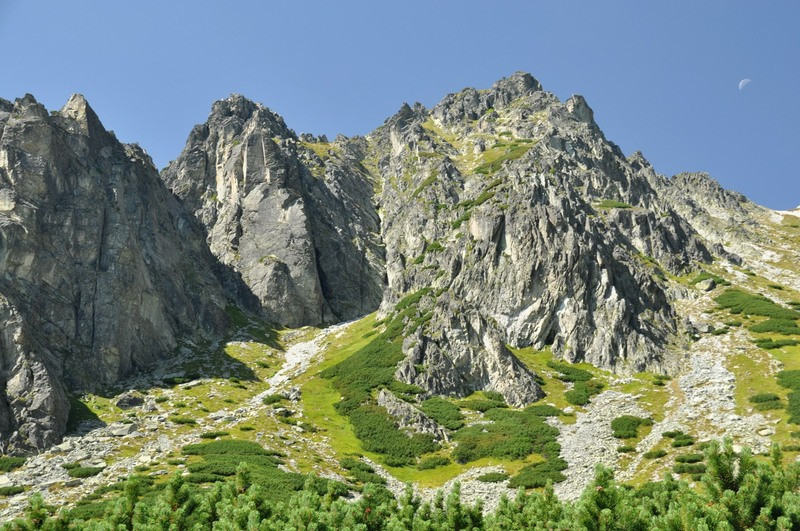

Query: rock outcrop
<box><xmin>369</xmin><ymin>73</ymin><xmax>711</xmax><ymax>378</ymax></box>
<box><xmin>162</xmin><ymin>96</ymin><xmax>384</xmax><ymax>327</ymax></box>
<box><xmin>0</xmin><ymin>94</ymin><xmax>231</xmax><ymax>452</ymax></box>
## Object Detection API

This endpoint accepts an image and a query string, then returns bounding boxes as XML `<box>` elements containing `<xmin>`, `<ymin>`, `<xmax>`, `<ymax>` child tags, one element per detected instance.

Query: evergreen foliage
<box><xmin>610</xmin><ymin>415</ymin><xmax>654</xmax><ymax>439</ymax></box>
<box><xmin>12</xmin><ymin>440</ymin><xmax>799</xmax><ymax>529</ymax></box>
<box><xmin>420</xmin><ymin>397</ymin><xmax>465</xmax><ymax>430</ymax></box>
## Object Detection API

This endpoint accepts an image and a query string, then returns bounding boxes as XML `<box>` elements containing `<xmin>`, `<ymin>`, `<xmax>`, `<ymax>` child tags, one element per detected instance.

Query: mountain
<box><xmin>1</xmin><ymin>73</ymin><xmax>798</xmax><ymax>521</ymax></box>
<box><xmin>0</xmin><ymin>94</ymin><xmax>235</xmax><ymax>452</ymax></box>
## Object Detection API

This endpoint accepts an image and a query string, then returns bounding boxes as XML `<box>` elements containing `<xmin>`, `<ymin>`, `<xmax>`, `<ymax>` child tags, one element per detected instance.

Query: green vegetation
<box><xmin>476</xmin><ymin>472</ymin><xmax>508</xmax><ymax>483</ymax></box>
<box><xmin>410</xmin><ymin>174</ymin><xmax>437</xmax><ymax>198</ymax></box>
<box><xmin>417</xmin><ymin>456</ymin><xmax>451</xmax><ymax>471</ymax></box>
<box><xmin>67</xmin><ymin>466</ymin><xmax>105</xmax><ymax>478</ymax></box>
<box><xmin>671</xmin><ymin>434</ymin><xmax>695</xmax><ymax>448</ymax></box>
<box><xmin>690</xmin><ymin>271</ymin><xmax>731</xmax><ymax>286</ymax></box>
<box><xmin>749</xmin><ymin>318</ymin><xmax>800</xmax><ymax>335</ymax></box>
<box><xmin>778</xmin><ymin>370</ymin><xmax>800</xmax><ymax>423</ymax></box>
<box><xmin>170</xmin><ymin>416</ymin><xmax>197</xmax><ymax>425</ymax></box>
<box><xmin>754</xmin><ymin>338</ymin><xmax>800</xmax><ymax>350</ymax></box>
<box><xmin>715</xmin><ymin>289</ymin><xmax>800</xmax><ymax>320</ymax></box>
<box><xmin>10</xmin><ymin>441</ymin><xmax>800</xmax><ymax>530</ymax></box>
<box><xmin>617</xmin><ymin>445</ymin><xmax>636</xmax><ymax>453</ymax></box>
<box><xmin>749</xmin><ymin>393</ymin><xmax>783</xmax><ymax>411</ymax></box>
<box><xmin>564</xmin><ymin>381</ymin><xmax>604</xmax><ymax>406</ymax></box>
<box><xmin>65</xmin><ymin>395</ymin><xmax>101</xmax><ymax>433</ymax></box>
<box><xmin>340</xmin><ymin>457</ymin><xmax>386</xmax><ymax>485</ymax></box>
<box><xmin>0</xmin><ymin>456</ymin><xmax>25</xmax><ymax>472</ymax></box>
<box><xmin>199</xmin><ymin>431</ymin><xmax>229</xmax><ymax>439</ymax></box>
<box><xmin>0</xmin><ymin>486</ymin><xmax>24</xmax><ymax>496</ymax></box>
<box><xmin>675</xmin><ymin>453</ymin><xmax>704</xmax><ymax>463</ymax></box>
<box><xmin>349</xmin><ymin>404</ymin><xmax>438</xmax><ymax>461</ymax></box>
<box><xmin>610</xmin><ymin>416</ymin><xmax>654</xmax><ymax>439</ymax></box>
<box><xmin>643</xmin><ymin>449</ymin><xmax>667</xmax><ymax>459</ymax></box>
<box><xmin>546</xmin><ymin>361</ymin><xmax>592</xmax><ymax>382</ymax></box>
<box><xmin>474</xmin><ymin>142</ymin><xmax>532</xmax><ymax>175</ymax></box>
<box><xmin>452</xmin><ymin>406</ymin><xmax>565</xmax><ymax>488</ymax></box>
<box><xmin>420</xmin><ymin>397</ymin><xmax>464</xmax><ymax>430</ymax></box>
<box><xmin>595</xmin><ymin>199</ymin><xmax>632</xmax><ymax>209</ymax></box>
<box><xmin>459</xmin><ymin>398</ymin><xmax>507</xmax><ymax>412</ymax></box>
<box><xmin>262</xmin><ymin>394</ymin><xmax>284</xmax><ymax>405</ymax></box>
<box><xmin>673</xmin><ymin>463</ymin><xmax>707</xmax><ymax>475</ymax></box>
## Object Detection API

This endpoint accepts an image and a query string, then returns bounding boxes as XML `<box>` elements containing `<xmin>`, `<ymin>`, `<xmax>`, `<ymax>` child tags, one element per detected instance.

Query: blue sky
<box><xmin>1</xmin><ymin>1</ymin><xmax>797</xmax><ymax>209</ymax></box>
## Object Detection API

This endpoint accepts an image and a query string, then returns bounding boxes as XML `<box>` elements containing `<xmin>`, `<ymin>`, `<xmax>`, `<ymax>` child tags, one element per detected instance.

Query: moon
<box><xmin>738</xmin><ymin>78</ymin><xmax>752</xmax><ymax>90</ymax></box>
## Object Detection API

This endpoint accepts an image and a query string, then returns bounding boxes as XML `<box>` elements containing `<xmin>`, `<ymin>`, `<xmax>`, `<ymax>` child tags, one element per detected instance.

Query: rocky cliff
<box><xmin>0</xmin><ymin>73</ymin><xmax>760</xmax><ymax>454</ymax></box>
<box><xmin>368</xmin><ymin>73</ymin><xmax>715</xmax><ymax>394</ymax></box>
<box><xmin>161</xmin><ymin>96</ymin><xmax>384</xmax><ymax>327</ymax></box>
<box><xmin>0</xmin><ymin>94</ymin><xmax>232</xmax><ymax>452</ymax></box>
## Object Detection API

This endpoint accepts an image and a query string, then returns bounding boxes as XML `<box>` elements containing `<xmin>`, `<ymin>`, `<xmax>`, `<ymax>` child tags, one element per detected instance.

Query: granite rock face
<box><xmin>368</xmin><ymin>73</ymin><xmax>713</xmax><ymax>383</ymax></box>
<box><xmin>0</xmin><ymin>94</ymin><xmax>230</xmax><ymax>452</ymax></box>
<box><xmin>162</xmin><ymin>96</ymin><xmax>384</xmax><ymax>327</ymax></box>
<box><xmin>0</xmin><ymin>73</ymin><xmax>763</xmax><ymax>453</ymax></box>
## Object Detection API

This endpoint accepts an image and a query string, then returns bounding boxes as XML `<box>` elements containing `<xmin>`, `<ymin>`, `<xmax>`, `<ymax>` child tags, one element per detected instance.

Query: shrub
<box><xmin>340</xmin><ymin>458</ymin><xmax>386</xmax><ymax>485</ymax></box>
<box><xmin>617</xmin><ymin>446</ymin><xmax>636</xmax><ymax>453</ymax></box>
<box><xmin>672</xmin><ymin>435</ymin><xmax>695</xmax><ymax>447</ymax></box>
<box><xmin>755</xmin><ymin>400</ymin><xmax>783</xmax><ymax>411</ymax></box>
<box><xmin>0</xmin><ymin>457</ymin><xmax>26</xmax><ymax>472</ymax></box>
<box><xmin>239</xmin><ymin>426</ymin><xmax>255</xmax><ymax>431</ymax></box>
<box><xmin>170</xmin><ymin>416</ymin><xmax>196</xmax><ymax>425</ymax></box>
<box><xmin>483</xmin><ymin>390</ymin><xmax>506</xmax><ymax>403</ymax></box>
<box><xmin>755</xmin><ymin>338</ymin><xmax>800</xmax><ymax>350</ymax></box>
<box><xmin>262</xmin><ymin>394</ymin><xmax>284</xmax><ymax>405</ymax></box>
<box><xmin>565</xmin><ymin>381</ymin><xmax>604</xmax><ymax>406</ymax></box>
<box><xmin>750</xmin><ymin>393</ymin><xmax>781</xmax><ymax>403</ymax></box>
<box><xmin>68</xmin><ymin>466</ymin><xmax>104</xmax><ymax>478</ymax></box>
<box><xmin>690</xmin><ymin>272</ymin><xmax>730</xmax><ymax>286</ymax></box>
<box><xmin>663</xmin><ymin>430</ymin><xmax>685</xmax><ymax>438</ymax></box>
<box><xmin>673</xmin><ymin>463</ymin><xmax>706</xmax><ymax>474</ymax></box>
<box><xmin>200</xmin><ymin>431</ymin><xmax>229</xmax><ymax>439</ymax></box>
<box><xmin>715</xmin><ymin>290</ymin><xmax>800</xmax><ymax>320</ymax></box>
<box><xmin>526</xmin><ymin>405</ymin><xmax>563</xmax><ymax>417</ymax></box>
<box><xmin>749</xmin><ymin>319</ymin><xmax>800</xmax><ymax>335</ymax></box>
<box><xmin>417</xmin><ymin>456</ymin><xmax>451</xmax><ymax>470</ymax></box>
<box><xmin>509</xmin><ymin>458</ymin><xmax>568</xmax><ymax>488</ymax></box>
<box><xmin>349</xmin><ymin>404</ymin><xmax>438</xmax><ymax>459</ymax></box>
<box><xmin>547</xmin><ymin>361</ymin><xmax>592</xmax><ymax>382</ymax></box>
<box><xmin>0</xmin><ymin>486</ymin><xmax>25</xmax><ymax>496</ymax></box>
<box><xmin>453</xmin><ymin>408</ymin><xmax>560</xmax><ymax>465</ymax></box>
<box><xmin>420</xmin><ymin>397</ymin><xmax>464</xmax><ymax>430</ymax></box>
<box><xmin>62</xmin><ymin>462</ymin><xmax>80</xmax><ymax>470</ymax></box>
<box><xmin>183</xmin><ymin>440</ymin><xmax>276</xmax><ymax>457</ymax></box>
<box><xmin>675</xmin><ymin>453</ymin><xmax>704</xmax><ymax>463</ymax></box>
<box><xmin>154</xmin><ymin>396</ymin><xmax>168</xmax><ymax>403</ymax></box>
<box><xmin>643</xmin><ymin>450</ymin><xmax>667</xmax><ymax>459</ymax></box>
<box><xmin>611</xmin><ymin>416</ymin><xmax>654</xmax><ymax>439</ymax></box>
<box><xmin>477</xmin><ymin>472</ymin><xmax>509</xmax><ymax>483</ymax></box>
<box><xmin>460</xmin><ymin>399</ymin><xmax>506</xmax><ymax>412</ymax></box>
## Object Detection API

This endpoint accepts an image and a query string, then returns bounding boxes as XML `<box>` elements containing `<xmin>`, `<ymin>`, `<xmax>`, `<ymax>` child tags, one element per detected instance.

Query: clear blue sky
<box><xmin>1</xmin><ymin>1</ymin><xmax>797</xmax><ymax>209</ymax></box>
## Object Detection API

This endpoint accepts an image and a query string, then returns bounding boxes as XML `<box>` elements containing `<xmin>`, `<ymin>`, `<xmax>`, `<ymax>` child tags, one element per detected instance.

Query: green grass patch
<box><xmin>754</xmin><ymin>338</ymin><xmax>800</xmax><ymax>350</ymax></box>
<box><xmin>546</xmin><ymin>361</ymin><xmax>592</xmax><ymax>382</ymax></box>
<box><xmin>0</xmin><ymin>486</ymin><xmax>24</xmax><ymax>496</ymax></box>
<box><xmin>170</xmin><ymin>416</ymin><xmax>197</xmax><ymax>425</ymax></box>
<box><xmin>460</xmin><ymin>399</ymin><xmax>507</xmax><ymax>412</ymax></box>
<box><xmin>596</xmin><ymin>199</ymin><xmax>632</xmax><ymax>209</ymax></box>
<box><xmin>340</xmin><ymin>457</ymin><xmax>386</xmax><ymax>485</ymax></box>
<box><xmin>673</xmin><ymin>463</ymin><xmax>706</xmax><ymax>475</ymax></box>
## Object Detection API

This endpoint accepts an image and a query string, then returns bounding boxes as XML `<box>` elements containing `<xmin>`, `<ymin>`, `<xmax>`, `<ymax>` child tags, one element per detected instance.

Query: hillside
<box><xmin>1</xmin><ymin>73</ymin><xmax>799</xmax><ymax>524</ymax></box>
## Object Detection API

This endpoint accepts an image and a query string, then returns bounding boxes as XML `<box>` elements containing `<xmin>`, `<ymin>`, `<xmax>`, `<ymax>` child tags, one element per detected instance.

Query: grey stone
<box><xmin>696</xmin><ymin>278</ymin><xmax>716</xmax><ymax>291</ymax></box>
<box><xmin>115</xmin><ymin>391</ymin><xmax>145</xmax><ymax>410</ymax></box>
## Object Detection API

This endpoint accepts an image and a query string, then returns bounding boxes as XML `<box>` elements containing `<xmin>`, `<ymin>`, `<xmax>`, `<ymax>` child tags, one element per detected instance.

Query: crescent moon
<box><xmin>738</xmin><ymin>79</ymin><xmax>751</xmax><ymax>90</ymax></box>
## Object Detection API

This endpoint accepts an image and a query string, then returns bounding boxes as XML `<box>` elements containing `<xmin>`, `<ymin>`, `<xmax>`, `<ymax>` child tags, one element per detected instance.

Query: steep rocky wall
<box><xmin>368</xmin><ymin>73</ymin><xmax>713</xmax><ymax>381</ymax></box>
<box><xmin>0</xmin><ymin>94</ymin><xmax>231</xmax><ymax>452</ymax></box>
<box><xmin>162</xmin><ymin>96</ymin><xmax>384</xmax><ymax>327</ymax></box>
